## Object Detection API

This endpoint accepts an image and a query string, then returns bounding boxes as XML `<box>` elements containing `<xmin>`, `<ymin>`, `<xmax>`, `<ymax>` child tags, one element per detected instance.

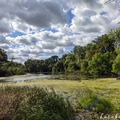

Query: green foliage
<box><xmin>64</xmin><ymin>53</ymin><xmax>79</xmax><ymax>73</ymax></box>
<box><xmin>0</xmin><ymin>48</ymin><xmax>8</xmax><ymax>62</ymax></box>
<box><xmin>109</xmin><ymin>27</ymin><xmax>120</xmax><ymax>46</ymax></box>
<box><xmin>0</xmin><ymin>61</ymin><xmax>26</xmax><ymax>76</ymax></box>
<box><xmin>67</xmin><ymin>61</ymin><xmax>79</xmax><ymax>73</ymax></box>
<box><xmin>45</xmin><ymin>56</ymin><xmax>59</xmax><ymax>72</ymax></box>
<box><xmin>73</xmin><ymin>46</ymin><xmax>86</xmax><ymax>66</ymax></box>
<box><xmin>16</xmin><ymin>87</ymin><xmax>75</xmax><ymax>120</ymax></box>
<box><xmin>87</xmin><ymin>52</ymin><xmax>116</xmax><ymax>77</ymax></box>
<box><xmin>92</xmin><ymin>34</ymin><xmax>115</xmax><ymax>54</ymax></box>
<box><xmin>85</xmin><ymin>44</ymin><xmax>97</xmax><ymax>60</ymax></box>
<box><xmin>52</xmin><ymin>61</ymin><xmax>64</xmax><ymax>74</ymax></box>
<box><xmin>78</xmin><ymin>90</ymin><xmax>116</xmax><ymax>113</ymax></box>
<box><xmin>80</xmin><ymin>59</ymin><xmax>88</xmax><ymax>73</ymax></box>
<box><xmin>64</xmin><ymin>53</ymin><xmax>75</xmax><ymax>67</ymax></box>
<box><xmin>0</xmin><ymin>48</ymin><xmax>26</xmax><ymax>77</ymax></box>
<box><xmin>25</xmin><ymin>59</ymin><xmax>47</xmax><ymax>73</ymax></box>
<box><xmin>25</xmin><ymin>56</ymin><xmax>59</xmax><ymax>73</ymax></box>
<box><xmin>112</xmin><ymin>54</ymin><xmax>120</xmax><ymax>74</ymax></box>
<box><xmin>0</xmin><ymin>86</ymin><xmax>75</xmax><ymax>120</ymax></box>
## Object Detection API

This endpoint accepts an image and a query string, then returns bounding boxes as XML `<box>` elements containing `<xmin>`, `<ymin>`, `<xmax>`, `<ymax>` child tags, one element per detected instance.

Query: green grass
<box><xmin>1</xmin><ymin>77</ymin><xmax>120</xmax><ymax>108</ymax></box>
<box><xmin>1</xmin><ymin>77</ymin><xmax>120</xmax><ymax>119</ymax></box>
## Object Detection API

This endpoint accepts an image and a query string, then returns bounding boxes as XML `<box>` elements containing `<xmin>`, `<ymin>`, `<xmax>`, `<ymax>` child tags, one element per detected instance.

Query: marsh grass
<box><xmin>0</xmin><ymin>86</ymin><xmax>75</xmax><ymax>120</ymax></box>
<box><xmin>1</xmin><ymin>77</ymin><xmax>120</xmax><ymax>119</ymax></box>
<box><xmin>0</xmin><ymin>86</ymin><xmax>29</xmax><ymax>120</ymax></box>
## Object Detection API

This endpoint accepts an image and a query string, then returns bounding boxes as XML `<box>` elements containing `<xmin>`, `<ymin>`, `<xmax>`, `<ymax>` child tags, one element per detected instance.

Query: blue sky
<box><xmin>0</xmin><ymin>0</ymin><xmax>120</xmax><ymax>63</ymax></box>
<box><xmin>7</xmin><ymin>31</ymin><xmax>26</xmax><ymax>38</ymax></box>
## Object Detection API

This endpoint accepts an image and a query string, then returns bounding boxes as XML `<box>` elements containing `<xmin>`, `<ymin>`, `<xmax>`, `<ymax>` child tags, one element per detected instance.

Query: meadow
<box><xmin>1</xmin><ymin>76</ymin><xmax>120</xmax><ymax>119</ymax></box>
<box><xmin>1</xmin><ymin>77</ymin><xmax>120</xmax><ymax>106</ymax></box>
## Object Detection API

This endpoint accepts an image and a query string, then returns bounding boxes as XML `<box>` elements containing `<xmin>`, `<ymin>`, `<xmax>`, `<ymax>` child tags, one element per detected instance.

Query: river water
<box><xmin>1</xmin><ymin>75</ymin><xmax>60</xmax><ymax>82</ymax></box>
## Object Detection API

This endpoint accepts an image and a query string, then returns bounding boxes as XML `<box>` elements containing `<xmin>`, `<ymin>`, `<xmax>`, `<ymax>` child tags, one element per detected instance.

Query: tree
<box><xmin>87</xmin><ymin>52</ymin><xmax>116</xmax><ymax>77</ymax></box>
<box><xmin>67</xmin><ymin>61</ymin><xmax>79</xmax><ymax>73</ymax></box>
<box><xmin>112</xmin><ymin>45</ymin><xmax>120</xmax><ymax>74</ymax></box>
<box><xmin>109</xmin><ymin>27</ymin><xmax>120</xmax><ymax>75</ymax></box>
<box><xmin>52</xmin><ymin>61</ymin><xmax>64</xmax><ymax>74</ymax></box>
<box><xmin>64</xmin><ymin>54</ymin><xmax>75</xmax><ymax>69</ymax></box>
<box><xmin>105</xmin><ymin>0</ymin><xmax>116</xmax><ymax>4</ymax></box>
<box><xmin>109</xmin><ymin>27</ymin><xmax>120</xmax><ymax>47</ymax></box>
<box><xmin>0</xmin><ymin>48</ymin><xmax>8</xmax><ymax>62</ymax></box>
<box><xmin>45</xmin><ymin>56</ymin><xmax>59</xmax><ymax>72</ymax></box>
<box><xmin>80</xmin><ymin>59</ymin><xmax>88</xmax><ymax>74</ymax></box>
<box><xmin>92</xmin><ymin>34</ymin><xmax>115</xmax><ymax>54</ymax></box>
<box><xmin>10</xmin><ymin>56</ymin><xmax>15</xmax><ymax>62</ymax></box>
<box><xmin>112</xmin><ymin>54</ymin><xmax>120</xmax><ymax>75</ymax></box>
<box><xmin>64</xmin><ymin>53</ymin><xmax>79</xmax><ymax>73</ymax></box>
<box><xmin>85</xmin><ymin>43</ymin><xmax>97</xmax><ymax>60</ymax></box>
<box><xmin>60</xmin><ymin>54</ymin><xmax>67</xmax><ymax>63</ymax></box>
<box><xmin>73</xmin><ymin>46</ymin><xmax>86</xmax><ymax>66</ymax></box>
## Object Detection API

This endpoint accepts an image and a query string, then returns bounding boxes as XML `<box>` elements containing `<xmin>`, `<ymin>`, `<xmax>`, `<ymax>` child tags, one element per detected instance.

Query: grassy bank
<box><xmin>0</xmin><ymin>85</ymin><xmax>119</xmax><ymax>120</ymax></box>
<box><xmin>1</xmin><ymin>77</ymin><xmax>120</xmax><ymax>107</ymax></box>
<box><xmin>1</xmin><ymin>77</ymin><xmax>120</xmax><ymax>119</ymax></box>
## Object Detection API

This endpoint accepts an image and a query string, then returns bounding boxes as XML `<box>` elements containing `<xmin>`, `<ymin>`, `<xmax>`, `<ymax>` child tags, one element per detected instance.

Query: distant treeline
<box><xmin>0</xmin><ymin>27</ymin><xmax>120</xmax><ymax>77</ymax></box>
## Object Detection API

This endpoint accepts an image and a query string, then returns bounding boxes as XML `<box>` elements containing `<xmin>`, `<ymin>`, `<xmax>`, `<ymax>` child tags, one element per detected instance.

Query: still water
<box><xmin>2</xmin><ymin>75</ymin><xmax>60</xmax><ymax>82</ymax></box>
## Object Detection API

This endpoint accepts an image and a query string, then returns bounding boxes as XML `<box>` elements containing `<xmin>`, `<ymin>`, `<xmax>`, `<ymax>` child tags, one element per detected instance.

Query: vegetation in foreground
<box><xmin>0</xmin><ymin>85</ymin><xmax>119</xmax><ymax>120</ymax></box>
<box><xmin>3</xmin><ymin>77</ymin><xmax>120</xmax><ymax>105</ymax></box>
<box><xmin>0</xmin><ymin>86</ymin><xmax>75</xmax><ymax>120</ymax></box>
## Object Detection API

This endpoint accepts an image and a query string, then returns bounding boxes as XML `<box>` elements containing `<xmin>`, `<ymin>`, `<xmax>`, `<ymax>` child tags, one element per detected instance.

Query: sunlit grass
<box><xmin>1</xmin><ymin>77</ymin><xmax>120</xmax><ymax>107</ymax></box>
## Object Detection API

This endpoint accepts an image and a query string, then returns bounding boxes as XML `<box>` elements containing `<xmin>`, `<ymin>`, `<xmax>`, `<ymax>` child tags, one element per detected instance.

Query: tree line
<box><xmin>53</xmin><ymin>27</ymin><xmax>120</xmax><ymax>77</ymax></box>
<box><xmin>0</xmin><ymin>27</ymin><xmax>120</xmax><ymax>77</ymax></box>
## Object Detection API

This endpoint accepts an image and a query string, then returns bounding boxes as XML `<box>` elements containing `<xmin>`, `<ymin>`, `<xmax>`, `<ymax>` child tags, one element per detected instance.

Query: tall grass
<box><xmin>0</xmin><ymin>86</ymin><xmax>75</xmax><ymax>120</ymax></box>
<box><xmin>0</xmin><ymin>86</ymin><xmax>28</xmax><ymax>120</ymax></box>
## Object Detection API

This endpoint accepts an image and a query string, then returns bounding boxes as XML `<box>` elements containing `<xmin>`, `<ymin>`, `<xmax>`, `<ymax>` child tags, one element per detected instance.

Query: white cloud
<box><xmin>0</xmin><ymin>0</ymin><xmax>120</xmax><ymax>63</ymax></box>
<box><xmin>0</xmin><ymin>0</ymin><xmax>67</xmax><ymax>33</ymax></box>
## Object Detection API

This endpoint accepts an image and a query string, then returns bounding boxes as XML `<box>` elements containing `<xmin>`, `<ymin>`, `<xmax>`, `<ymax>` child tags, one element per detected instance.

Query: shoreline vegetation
<box><xmin>0</xmin><ymin>79</ymin><xmax>120</xmax><ymax>120</ymax></box>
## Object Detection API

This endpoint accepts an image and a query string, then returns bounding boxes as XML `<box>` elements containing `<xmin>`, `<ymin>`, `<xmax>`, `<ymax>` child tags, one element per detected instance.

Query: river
<box><xmin>0</xmin><ymin>74</ymin><xmax>61</xmax><ymax>82</ymax></box>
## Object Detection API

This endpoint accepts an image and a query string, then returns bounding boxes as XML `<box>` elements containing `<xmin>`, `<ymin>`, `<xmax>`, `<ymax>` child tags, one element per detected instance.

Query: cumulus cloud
<box><xmin>0</xmin><ymin>36</ymin><xmax>10</xmax><ymax>44</ymax></box>
<box><xmin>0</xmin><ymin>0</ymin><xmax>67</xmax><ymax>33</ymax></box>
<box><xmin>70</xmin><ymin>0</ymin><xmax>120</xmax><ymax>34</ymax></box>
<box><xmin>0</xmin><ymin>44</ymin><xmax>9</xmax><ymax>50</ymax></box>
<box><xmin>0</xmin><ymin>0</ymin><xmax>119</xmax><ymax>63</ymax></box>
<box><xmin>0</xmin><ymin>18</ymin><xmax>12</xmax><ymax>34</ymax></box>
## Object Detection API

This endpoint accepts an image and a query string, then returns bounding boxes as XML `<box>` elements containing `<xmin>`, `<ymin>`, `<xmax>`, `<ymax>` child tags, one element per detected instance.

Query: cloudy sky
<box><xmin>0</xmin><ymin>0</ymin><xmax>120</xmax><ymax>63</ymax></box>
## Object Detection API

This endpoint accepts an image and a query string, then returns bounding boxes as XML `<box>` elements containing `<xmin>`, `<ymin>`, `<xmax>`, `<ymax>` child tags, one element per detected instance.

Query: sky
<box><xmin>0</xmin><ymin>0</ymin><xmax>120</xmax><ymax>63</ymax></box>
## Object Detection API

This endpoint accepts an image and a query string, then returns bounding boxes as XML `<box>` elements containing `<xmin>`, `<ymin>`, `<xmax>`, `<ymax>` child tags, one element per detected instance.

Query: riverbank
<box><xmin>1</xmin><ymin>77</ymin><xmax>120</xmax><ymax>108</ymax></box>
<box><xmin>0</xmin><ymin>73</ymin><xmax>44</xmax><ymax>81</ymax></box>
<box><xmin>1</xmin><ymin>78</ymin><xmax>120</xmax><ymax>119</ymax></box>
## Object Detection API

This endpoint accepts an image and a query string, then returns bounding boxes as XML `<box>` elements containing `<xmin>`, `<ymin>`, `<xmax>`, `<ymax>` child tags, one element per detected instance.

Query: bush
<box><xmin>0</xmin><ymin>86</ymin><xmax>75</xmax><ymax>120</ymax></box>
<box><xmin>78</xmin><ymin>90</ymin><xmax>116</xmax><ymax>113</ymax></box>
<box><xmin>16</xmin><ymin>87</ymin><xmax>75</xmax><ymax>120</ymax></box>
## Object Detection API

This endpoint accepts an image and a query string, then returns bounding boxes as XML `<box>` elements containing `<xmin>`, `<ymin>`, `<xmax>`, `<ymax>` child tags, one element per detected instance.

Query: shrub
<box><xmin>0</xmin><ymin>86</ymin><xmax>75</xmax><ymax>120</ymax></box>
<box><xmin>78</xmin><ymin>90</ymin><xmax>116</xmax><ymax>113</ymax></box>
<box><xmin>16</xmin><ymin>87</ymin><xmax>75</xmax><ymax>120</ymax></box>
